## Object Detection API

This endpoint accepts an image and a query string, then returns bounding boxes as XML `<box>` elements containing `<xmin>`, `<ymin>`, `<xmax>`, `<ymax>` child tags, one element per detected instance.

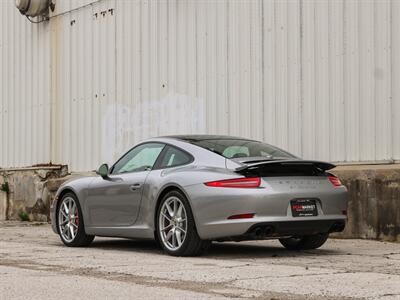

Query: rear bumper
<box><xmin>186</xmin><ymin>178</ymin><xmax>348</xmax><ymax>240</ymax></box>
<box><xmin>197</xmin><ymin>215</ymin><xmax>347</xmax><ymax>240</ymax></box>
<box><xmin>244</xmin><ymin>219</ymin><xmax>346</xmax><ymax>239</ymax></box>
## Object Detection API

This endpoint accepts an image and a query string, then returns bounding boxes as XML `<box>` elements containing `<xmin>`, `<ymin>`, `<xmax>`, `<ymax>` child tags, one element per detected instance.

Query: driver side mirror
<box><xmin>97</xmin><ymin>163</ymin><xmax>110</xmax><ymax>179</ymax></box>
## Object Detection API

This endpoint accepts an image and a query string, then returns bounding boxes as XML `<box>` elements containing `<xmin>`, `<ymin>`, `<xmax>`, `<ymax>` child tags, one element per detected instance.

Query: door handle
<box><xmin>130</xmin><ymin>183</ymin><xmax>142</xmax><ymax>191</ymax></box>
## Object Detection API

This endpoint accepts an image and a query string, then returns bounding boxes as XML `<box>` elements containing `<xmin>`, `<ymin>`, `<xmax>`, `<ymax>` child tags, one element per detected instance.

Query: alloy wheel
<box><xmin>158</xmin><ymin>196</ymin><xmax>188</xmax><ymax>251</ymax></box>
<box><xmin>58</xmin><ymin>196</ymin><xmax>79</xmax><ymax>243</ymax></box>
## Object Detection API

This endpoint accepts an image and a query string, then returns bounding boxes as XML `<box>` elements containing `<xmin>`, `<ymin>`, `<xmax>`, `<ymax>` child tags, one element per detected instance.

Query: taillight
<box><xmin>328</xmin><ymin>176</ymin><xmax>343</xmax><ymax>187</ymax></box>
<box><xmin>204</xmin><ymin>177</ymin><xmax>261</xmax><ymax>188</ymax></box>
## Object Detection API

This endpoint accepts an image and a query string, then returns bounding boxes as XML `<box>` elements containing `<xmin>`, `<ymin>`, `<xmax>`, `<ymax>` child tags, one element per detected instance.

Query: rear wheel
<box><xmin>279</xmin><ymin>233</ymin><xmax>329</xmax><ymax>250</ymax></box>
<box><xmin>156</xmin><ymin>190</ymin><xmax>210</xmax><ymax>256</ymax></box>
<box><xmin>57</xmin><ymin>193</ymin><xmax>94</xmax><ymax>247</ymax></box>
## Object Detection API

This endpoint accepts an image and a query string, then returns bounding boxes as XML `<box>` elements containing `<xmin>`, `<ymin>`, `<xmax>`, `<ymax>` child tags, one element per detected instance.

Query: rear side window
<box><xmin>159</xmin><ymin>146</ymin><xmax>193</xmax><ymax>168</ymax></box>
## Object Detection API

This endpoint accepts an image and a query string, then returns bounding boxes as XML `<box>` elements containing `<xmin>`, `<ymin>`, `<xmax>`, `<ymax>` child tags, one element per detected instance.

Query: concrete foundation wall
<box><xmin>332</xmin><ymin>165</ymin><xmax>400</xmax><ymax>242</ymax></box>
<box><xmin>0</xmin><ymin>166</ymin><xmax>69</xmax><ymax>222</ymax></box>
<box><xmin>0</xmin><ymin>191</ymin><xmax>6</xmax><ymax>221</ymax></box>
<box><xmin>0</xmin><ymin>164</ymin><xmax>399</xmax><ymax>242</ymax></box>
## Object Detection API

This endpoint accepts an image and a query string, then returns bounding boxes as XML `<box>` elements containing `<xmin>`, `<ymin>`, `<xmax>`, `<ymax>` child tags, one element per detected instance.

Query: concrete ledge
<box><xmin>332</xmin><ymin>164</ymin><xmax>400</xmax><ymax>242</ymax></box>
<box><xmin>0</xmin><ymin>166</ymin><xmax>69</xmax><ymax>222</ymax></box>
<box><xmin>0</xmin><ymin>166</ymin><xmax>66</xmax><ymax>172</ymax></box>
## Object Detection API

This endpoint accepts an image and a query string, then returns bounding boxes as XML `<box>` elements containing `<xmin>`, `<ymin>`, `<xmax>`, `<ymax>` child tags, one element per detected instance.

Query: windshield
<box><xmin>188</xmin><ymin>139</ymin><xmax>296</xmax><ymax>160</ymax></box>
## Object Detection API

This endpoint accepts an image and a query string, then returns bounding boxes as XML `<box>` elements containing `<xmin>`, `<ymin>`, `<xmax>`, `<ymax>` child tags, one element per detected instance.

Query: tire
<box><xmin>156</xmin><ymin>190</ymin><xmax>210</xmax><ymax>256</ymax></box>
<box><xmin>57</xmin><ymin>192</ymin><xmax>94</xmax><ymax>247</ymax></box>
<box><xmin>279</xmin><ymin>233</ymin><xmax>329</xmax><ymax>250</ymax></box>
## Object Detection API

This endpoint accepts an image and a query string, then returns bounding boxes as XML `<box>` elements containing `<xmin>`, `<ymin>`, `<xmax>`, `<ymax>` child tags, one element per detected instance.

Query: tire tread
<box><xmin>279</xmin><ymin>233</ymin><xmax>329</xmax><ymax>250</ymax></box>
<box><xmin>58</xmin><ymin>192</ymin><xmax>94</xmax><ymax>247</ymax></box>
<box><xmin>156</xmin><ymin>190</ymin><xmax>210</xmax><ymax>256</ymax></box>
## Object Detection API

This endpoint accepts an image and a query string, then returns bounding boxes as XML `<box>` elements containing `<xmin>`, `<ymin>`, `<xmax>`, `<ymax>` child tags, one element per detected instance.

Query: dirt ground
<box><xmin>0</xmin><ymin>222</ymin><xmax>399</xmax><ymax>300</ymax></box>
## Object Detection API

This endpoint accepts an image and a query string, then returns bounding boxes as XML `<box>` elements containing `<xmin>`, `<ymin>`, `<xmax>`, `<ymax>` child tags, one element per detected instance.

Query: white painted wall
<box><xmin>0</xmin><ymin>0</ymin><xmax>399</xmax><ymax>171</ymax></box>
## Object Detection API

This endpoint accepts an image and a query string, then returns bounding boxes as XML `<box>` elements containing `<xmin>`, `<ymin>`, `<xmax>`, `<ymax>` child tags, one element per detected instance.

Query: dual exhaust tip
<box><xmin>329</xmin><ymin>222</ymin><xmax>346</xmax><ymax>233</ymax></box>
<box><xmin>253</xmin><ymin>226</ymin><xmax>275</xmax><ymax>238</ymax></box>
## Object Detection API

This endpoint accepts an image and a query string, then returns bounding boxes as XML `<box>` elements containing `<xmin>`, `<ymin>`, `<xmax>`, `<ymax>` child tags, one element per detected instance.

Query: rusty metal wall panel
<box><xmin>0</xmin><ymin>0</ymin><xmax>399</xmax><ymax>171</ymax></box>
<box><xmin>50</xmin><ymin>0</ymin><xmax>117</xmax><ymax>171</ymax></box>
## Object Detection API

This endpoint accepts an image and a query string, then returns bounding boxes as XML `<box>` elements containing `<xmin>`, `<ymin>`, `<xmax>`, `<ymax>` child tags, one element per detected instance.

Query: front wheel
<box><xmin>156</xmin><ymin>190</ymin><xmax>210</xmax><ymax>256</ymax></box>
<box><xmin>57</xmin><ymin>193</ymin><xmax>94</xmax><ymax>247</ymax></box>
<box><xmin>279</xmin><ymin>233</ymin><xmax>329</xmax><ymax>250</ymax></box>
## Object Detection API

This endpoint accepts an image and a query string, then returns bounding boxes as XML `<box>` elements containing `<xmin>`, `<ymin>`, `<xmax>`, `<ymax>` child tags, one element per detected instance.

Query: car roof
<box><xmin>162</xmin><ymin>134</ymin><xmax>257</xmax><ymax>142</ymax></box>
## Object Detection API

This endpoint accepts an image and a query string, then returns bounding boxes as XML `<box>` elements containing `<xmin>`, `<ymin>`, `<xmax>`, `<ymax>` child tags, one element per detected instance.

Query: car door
<box><xmin>86</xmin><ymin>142</ymin><xmax>165</xmax><ymax>227</ymax></box>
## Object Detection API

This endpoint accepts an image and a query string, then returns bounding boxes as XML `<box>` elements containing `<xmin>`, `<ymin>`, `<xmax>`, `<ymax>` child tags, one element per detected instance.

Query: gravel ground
<box><xmin>0</xmin><ymin>221</ymin><xmax>399</xmax><ymax>300</ymax></box>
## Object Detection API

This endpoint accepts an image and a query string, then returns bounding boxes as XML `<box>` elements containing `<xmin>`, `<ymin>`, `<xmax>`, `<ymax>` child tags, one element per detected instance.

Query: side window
<box><xmin>159</xmin><ymin>146</ymin><xmax>193</xmax><ymax>169</ymax></box>
<box><xmin>222</xmin><ymin>146</ymin><xmax>250</xmax><ymax>158</ymax></box>
<box><xmin>112</xmin><ymin>143</ymin><xmax>165</xmax><ymax>174</ymax></box>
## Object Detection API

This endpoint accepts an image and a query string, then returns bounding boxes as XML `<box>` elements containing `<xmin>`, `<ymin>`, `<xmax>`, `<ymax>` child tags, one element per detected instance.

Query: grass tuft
<box><xmin>0</xmin><ymin>182</ymin><xmax>9</xmax><ymax>193</ymax></box>
<box><xmin>19</xmin><ymin>211</ymin><xmax>29</xmax><ymax>222</ymax></box>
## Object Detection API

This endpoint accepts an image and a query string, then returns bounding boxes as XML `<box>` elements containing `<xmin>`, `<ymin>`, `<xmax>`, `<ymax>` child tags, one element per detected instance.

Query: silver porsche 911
<box><xmin>51</xmin><ymin>135</ymin><xmax>348</xmax><ymax>256</ymax></box>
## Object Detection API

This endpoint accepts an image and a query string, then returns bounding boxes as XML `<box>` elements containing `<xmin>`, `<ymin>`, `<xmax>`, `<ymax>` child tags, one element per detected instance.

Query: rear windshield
<box><xmin>188</xmin><ymin>139</ymin><xmax>296</xmax><ymax>159</ymax></box>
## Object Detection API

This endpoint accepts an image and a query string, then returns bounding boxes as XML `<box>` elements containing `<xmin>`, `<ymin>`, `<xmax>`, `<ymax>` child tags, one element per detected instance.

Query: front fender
<box><xmin>50</xmin><ymin>176</ymin><xmax>95</xmax><ymax>234</ymax></box>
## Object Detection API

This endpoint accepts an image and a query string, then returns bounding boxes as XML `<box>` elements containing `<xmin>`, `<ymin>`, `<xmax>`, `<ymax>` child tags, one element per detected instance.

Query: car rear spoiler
<box><xmin>235</xmin><ymin>159</ymin><xmax>336</xmax><ymax>172</ymax></box>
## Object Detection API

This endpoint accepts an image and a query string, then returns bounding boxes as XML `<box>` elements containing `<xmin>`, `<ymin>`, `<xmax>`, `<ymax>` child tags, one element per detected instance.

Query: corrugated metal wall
<box><xmin>0</xmin><ymin>1</ymin><xmax>51</xmax><ymax>168</ymax></box>
<box><xmin>1</xmin><ymin>0</ymin><xmax>399</xmax><ymax>171</ymax></box>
